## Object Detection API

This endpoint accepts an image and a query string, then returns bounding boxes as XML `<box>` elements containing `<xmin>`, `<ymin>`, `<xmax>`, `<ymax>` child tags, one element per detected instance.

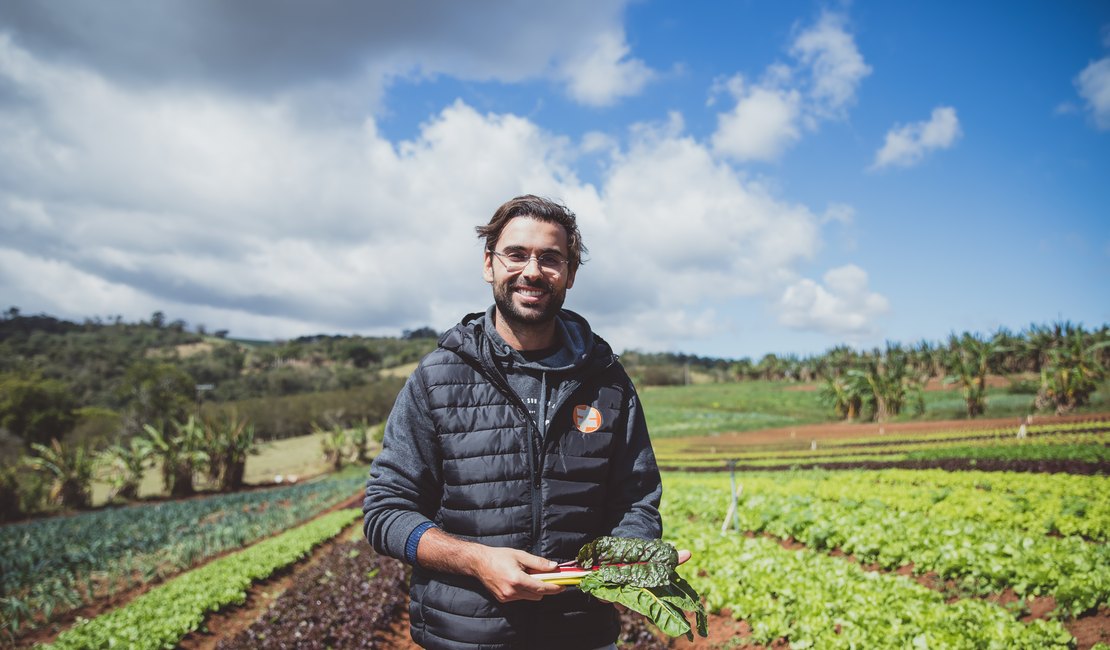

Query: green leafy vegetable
<box><xmin>574</xmin><ymin>536</ymin><xmax>707</xmax><ymax>640</ymax></box>
<box><xmin>577</xmin><ymin>536</ymin><xmax>679</xmax><ymax>569</ymax></box>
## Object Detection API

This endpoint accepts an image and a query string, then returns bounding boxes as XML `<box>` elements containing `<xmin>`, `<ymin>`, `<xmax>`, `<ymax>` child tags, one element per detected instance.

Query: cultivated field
<box><xmin>4</xmin><ymin>396</ymin><xmax>1108</xmax><ymax>648</ymax></box>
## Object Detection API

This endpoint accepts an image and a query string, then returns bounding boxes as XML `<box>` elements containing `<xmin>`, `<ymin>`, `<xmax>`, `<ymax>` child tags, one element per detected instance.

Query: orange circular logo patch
<box><xmin>573</xmin><ymin>405</ymin><xmax>603</xmax><ymax>433</ymax></box>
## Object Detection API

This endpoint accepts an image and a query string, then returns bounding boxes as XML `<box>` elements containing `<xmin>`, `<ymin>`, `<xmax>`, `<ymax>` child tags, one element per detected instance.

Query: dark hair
<box><xmin>476</xmin><ymin>195</ymin><xmax>587</xmax><ymax>271</ymax></box>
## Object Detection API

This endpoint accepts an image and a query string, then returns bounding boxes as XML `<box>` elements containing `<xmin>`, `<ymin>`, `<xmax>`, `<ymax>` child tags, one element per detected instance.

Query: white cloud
<box><xmin>0</xmin><ymin>36</ymin><xmax>585</xmax><ymax>335</ymax></box>
<box><xmin>821</xmin><ymin>203</ymin><xmax>855</xmax><ymax>225</ymax></box>
<box><xmin>580</xmin><ymin>131</ymin><xmax>619</xmax><ymax>154</ymax></box>
<box><xmin>1075</xmin><ymin>57</ymin><xmax>1110</xmax><ymax>130</ymax></box>
<box><xmin>560</xmin><ymin>30</ymin><xmax>656</xmax><ymax>106</ymax></box>
<box><xmin>711</xmin><ymin>76</ymin><xmax>803</xmax><ymax>161</ymax></box>
<box><xmin>711</xmin><ymin>13</ymin><xmax>869</xmax><ymax>162</ymax></box>
<box><xmin>790</xmin><ymin>12</ymin><xmax>872</xmax><ymax>118</ymax></box>
<box><xmin>777</xmin><ymin>265</ymin><xmax>889</xmax><ymax>335</ymax></box>
<box><xmin>574</xmin><ymin>115</ymin><xmax>823</xmax><ymax>348</ymax></box>
<box><xmin>872</xmin><ymin>106</ymin><xmax>961</xmax><ymax>169</ymax></box>
<box><xmin>0</xmin><ymin>33</ymin><xmax>859</xmax><ymax>352</ymax></box>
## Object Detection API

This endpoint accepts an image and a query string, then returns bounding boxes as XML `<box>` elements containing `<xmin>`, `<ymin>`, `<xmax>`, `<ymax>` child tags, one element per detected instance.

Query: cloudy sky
<box><xmin>1</xmin><ymin>1</ymin><xmax>1107</xmax><ymax>359</ymax></box>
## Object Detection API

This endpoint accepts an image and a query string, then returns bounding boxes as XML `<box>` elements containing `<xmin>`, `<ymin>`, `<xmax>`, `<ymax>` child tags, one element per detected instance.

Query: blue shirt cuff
<box><xmin>404</xmin><ymin>521</ymin><xmax>436</xmax><ymax>565</ymax></box>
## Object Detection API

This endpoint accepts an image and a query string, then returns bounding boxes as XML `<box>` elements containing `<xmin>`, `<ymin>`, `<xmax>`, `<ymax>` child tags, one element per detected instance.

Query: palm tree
<box><xmin>991</xmin><ymin>327</ymin><xmax>1025</xmax><ymax>374</ymax></box>
<box><xmin>96</xmin><ymin>436</ymin><xmax>152</xmax><ymax>501</ymax></box>
<box><xmin>851</xmin><ymin>346</ymin><xmax>901</xmax><ymax>422</ymax></box>
<box><xmin>823</xmin><ymin>345</ymin><xmax>858</xmax><ymax>378</ymax></box>
<box><xmin>143</xmin><ymin>417</ymin><xmax>208</xmax><ymax>498</ymax></box>
<box><xmin>317</xmin><ymin>423</ymin><xmax>348</xmax><ymax>471</ymax></box>
<box><xmin>202</xmin><ymin>412</ymin><xmax>257</xmax><ymax>491</ymax></box>
<box><xmin>818</xmin><ymin>373</ymin><xmax>864</xmax><ymax>420</ymax></box>
<box><xmin>943</xmin><ymin>332</ymin><xmax>1005</xmax><ymax>418</ymax></box>
<box><xmin>1021</xmin><ymin>323</ymin><xmax>1057</xmax><ymax>373</ymax></box>
<box><xmin>24</xmin><ymin>440</ymin><xmax>95</xmax><ymax>509</ymax></box>
<box><xmin>347</xmin><ymin>418</ymin><xmax>373</xmax><ymax>464</ymax></box>
<box><xmin>755</xmin><ymin>354</ymin><xmax>782</xmax><ymax>381</ymax></box>
<box><xmin>1035</xmin><ymin>329</ymin><xmax>1108</xmax><ymax>415</ymax></box>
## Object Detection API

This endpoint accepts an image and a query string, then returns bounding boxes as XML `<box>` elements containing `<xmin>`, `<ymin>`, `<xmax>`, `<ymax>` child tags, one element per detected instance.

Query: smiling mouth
<box><xmin>513</xmin><ymin>284</ymin><xmax>549</xmax><ymax>301</ymax></box>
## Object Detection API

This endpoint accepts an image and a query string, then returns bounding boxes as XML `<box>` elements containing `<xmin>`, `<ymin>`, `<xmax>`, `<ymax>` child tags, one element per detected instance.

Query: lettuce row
<box><xmin>663</xmin><ymin>475</ymin><xmax>1075</xmax><ymax>649</ymax></box>
<box><xmin>44</xmin><ymin>508</ymin><xmax>360</xmax><ymax>650</ymax></box>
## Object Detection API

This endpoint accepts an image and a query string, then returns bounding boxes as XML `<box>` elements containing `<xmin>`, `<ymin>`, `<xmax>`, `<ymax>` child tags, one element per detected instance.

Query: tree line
<box><xmin>0</xmin><ymin>308</ymin><xmax>428</xmax><ymax>521</ymax></box>
<box><xmin>623</xmin><ymin>322</ymin><xmax>1108</xmax><ymax>422</ymax></box>
<box><xmin>1</xmin><ymin>309</ymin><xmax>1106</xmax><ymax>520</ymax></box>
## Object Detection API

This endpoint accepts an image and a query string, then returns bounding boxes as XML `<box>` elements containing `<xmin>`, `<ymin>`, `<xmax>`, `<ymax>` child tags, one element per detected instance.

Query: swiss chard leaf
<box><xmin>576</xmin><ymin>536</ymin><xmax>679</xmax><ymax>569</ymax></box>
<box><xmin>579</xmin><ymin>573</ymin><xmax>698</xmax><ymax>640</ymax></box>
<box><xmin>575</xmin><ymin>536</ymin><xmax>708</xmax><ymax>639</ymax></box>
<box><xmin>658</xmin><ymin>574</ymin><xmax>708</xmax><ymax>637</ymax></box>
<box><xmin>594</xmin><ymin>560</ymin><xmax>673</xmax><ymax>588</ymax></box>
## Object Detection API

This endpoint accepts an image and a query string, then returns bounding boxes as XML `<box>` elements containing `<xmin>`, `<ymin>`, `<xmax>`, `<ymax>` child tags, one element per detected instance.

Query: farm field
<box><xmin>4</xmin><ymin>416</ymin><xmax>1109</xmax><ymax>648</ymax></box>
<box><xmin>653</xmin><ymin>417</ymin><xmax>1110</xmax><ymax>472</ymax></box>
<box><xmin>638</xmin><ymin>377</ymin><xmax>1110</xmax><ymax>438</ymax></box>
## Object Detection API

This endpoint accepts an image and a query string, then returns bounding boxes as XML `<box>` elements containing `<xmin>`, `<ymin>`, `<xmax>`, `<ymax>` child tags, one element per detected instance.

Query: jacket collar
<box><xmin>438</xmin><ymin>306</ymin><xmax>615</xmax><ymax>373</ymax></box>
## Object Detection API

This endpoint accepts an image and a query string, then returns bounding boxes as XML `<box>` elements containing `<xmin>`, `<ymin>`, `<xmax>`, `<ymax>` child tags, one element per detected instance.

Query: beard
<box><xmin>492</xmin><ymin>276</ymin><xmax>567</xmax><ymax>327</ymax></box>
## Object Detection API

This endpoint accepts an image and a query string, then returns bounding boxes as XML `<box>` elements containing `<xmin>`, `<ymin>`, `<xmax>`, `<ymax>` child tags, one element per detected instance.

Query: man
<box><xmin>363</xmin><ymin>195</ymin><xmax>662</xmax><ymax>649</ymax></box>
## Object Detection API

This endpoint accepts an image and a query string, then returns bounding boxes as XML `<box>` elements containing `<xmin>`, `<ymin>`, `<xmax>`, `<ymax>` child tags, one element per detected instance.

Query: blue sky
<box><xmin>0</xmin><ymin>1</ymin><xmax>1107</xmax><ymax>359</ymax></box>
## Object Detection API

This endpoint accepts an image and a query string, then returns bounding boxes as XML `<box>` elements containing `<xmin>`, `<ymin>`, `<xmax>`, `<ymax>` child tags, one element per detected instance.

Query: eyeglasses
<box><xmin>488</xmin><ymin>249</ymin><xmax>569</xmax><ymax>274</ymax></box>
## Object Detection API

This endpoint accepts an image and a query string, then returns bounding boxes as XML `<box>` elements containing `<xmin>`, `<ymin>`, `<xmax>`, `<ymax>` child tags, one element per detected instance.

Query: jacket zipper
<box><xmin>474</xmin><ymin>344</ymin><xmax>620</xmax><ymax>553</ymax></box>
<box><xmin>476</xmin><ymin>350</ymin><xmax>545</xmax><ymax>551</ymax></box>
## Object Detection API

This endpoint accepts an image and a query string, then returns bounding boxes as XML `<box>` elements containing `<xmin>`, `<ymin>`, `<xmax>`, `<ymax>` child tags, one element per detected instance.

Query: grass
<box><xmin>379</xmin><ymin>360</ymin><xmax>419</xmax><ymax>378</ymax></box>
<box><xmin>89</xmin><ymin>427</ymin><xmax>380</xmax><ymax>506</ymax></box>
<box><xmin>640</xmin><ymin>381</ymin><xmax>827</xmax><ymax>438</ymax></box>
<box><xmin>640</xmin><ymin>378</ymin><xmax>1110</xmax><ymax>439</ymax></box>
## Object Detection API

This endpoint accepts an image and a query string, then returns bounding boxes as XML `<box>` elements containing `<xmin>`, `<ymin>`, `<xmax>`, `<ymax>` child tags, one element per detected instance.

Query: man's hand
<box><xmin>415</xmin><ymin>527</ymin><xmax>566</xmax><ymax>602</ymax></box>
<box><xmin>471</xmin><ymin>546</ymin><xmax>566</xmax><ymax>602</ymax></box>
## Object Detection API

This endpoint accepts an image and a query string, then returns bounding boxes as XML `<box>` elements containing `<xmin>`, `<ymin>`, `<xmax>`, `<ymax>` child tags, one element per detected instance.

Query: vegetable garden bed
<box><xmin>7</xmin><ymin>415</ymin><xmax>1109</xmax><ymax>649</ymax></box>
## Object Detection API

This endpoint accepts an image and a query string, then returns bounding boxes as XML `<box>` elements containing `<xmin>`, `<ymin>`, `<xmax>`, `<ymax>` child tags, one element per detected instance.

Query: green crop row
<box><xmin>730</xmin><ymin>469</ymin><xmax>1110</xmax><ymax>541</ymax></box>
<box><xmin>864</xmin><ymin>467</ymin><xmax>1107</xmax><ymax>497</ymax></box>
<box><xmin>663</xmin><ymin>493</ymin><xmax>1073</xmax><ymax>649</ymax></box>
<box><xmin>655</xmin><ymin>436</ymin><xmax>1109</xmax><ymax>470</ymax></box>
<box><xmin>0</xmin><ymin>476</ymin><xmax>364</xmax><ymax>635</ymax></box>
<box><xmin>904</xmin><ymin>442</ymin><xmax>1110</xmax><ymax>464</ymax></box>
<box><xmin>664</xmin><ymin>472</ymin><xmax>1108</xmax><ymax>615</ymax></box>
<box><xmin>44</xmin><ymin>508</ymin><xmax>360</xmax><ymax>650</ymax></box>
<box><xmin>654</xmin><ymin>429</ymin><xmax>1109</xmax><ymax>463</ymax></box>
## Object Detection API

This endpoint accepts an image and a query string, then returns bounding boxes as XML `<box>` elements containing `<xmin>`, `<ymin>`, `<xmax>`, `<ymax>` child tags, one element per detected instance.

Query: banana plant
<box><xmin>95</xmin><ymin>436</ymin><xmax>153</xmax><ymax>501</ymax></box>
<box><xmin>316</xmin><ymin>423</ymin><xmax>348</xmax><ymax>471</ymax></box>
<box><xmin>218</xmin><ymin>412</ymin><xmax>256</xmax><ymax>491</ymax></box>
<box><xmin>1036</xmin><ymin>332</ymin><xmax>1108</xmax><ymax>415</ymax></box>
<box><xmin>818</xmin><ymin>373</ymin><xmax>863</xmax><ymax>420</ymax></box>
<box><xmin>142</xmin><ymin>417</ymin><xmax>208</xmax><ymax>498</ymax></box>
<box><xmin>200</xmin><ymin>411</ymin><xmax>257</xmax><ymax>491</ymax></box>
<box><xmin>24</xmin><ymin>439</ymin><xmax>95</xmax><ymax>509</ymax></box>
<box><xmin>943</xmin><ymin>332</ymin><xmax>1005</xmax><ymax>418</ymax></box>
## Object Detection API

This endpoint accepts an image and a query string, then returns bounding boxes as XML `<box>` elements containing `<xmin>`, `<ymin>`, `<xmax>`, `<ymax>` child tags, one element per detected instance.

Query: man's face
<box><xmin>483</xmin><ymin>216</ymin><xmax>576</xmax><ymax>327</ymax></box>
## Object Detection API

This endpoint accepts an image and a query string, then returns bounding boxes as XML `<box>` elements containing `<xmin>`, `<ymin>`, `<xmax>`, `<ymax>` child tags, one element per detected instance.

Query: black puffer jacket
<box><xmin>364</xmin><ymin>309</ymin><xmax>663</xmax><ymax>649</ymax></box>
